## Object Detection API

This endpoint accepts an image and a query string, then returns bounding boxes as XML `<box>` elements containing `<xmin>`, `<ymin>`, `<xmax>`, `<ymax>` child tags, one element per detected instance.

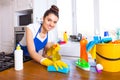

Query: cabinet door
<box><xmin>15</xmin><ymin>0</ymin><xmax>33</xmax><ymax>11</ymax></box>
<box><xmin>33</xmin><ymin>0</ymin><xmax>47</xmax><ymax>23</ymax></box>
<box><xmin>33</xmin><ymin>0</ymin><xmax>57</xmax><ymax>23</ymax></box>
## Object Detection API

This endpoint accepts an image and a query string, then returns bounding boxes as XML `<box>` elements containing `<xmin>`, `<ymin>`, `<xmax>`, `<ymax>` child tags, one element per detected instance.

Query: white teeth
<box><xmin>48</xmin><ymin>26</ymin><xmax>52</xmax><ymax>29</ymax></box>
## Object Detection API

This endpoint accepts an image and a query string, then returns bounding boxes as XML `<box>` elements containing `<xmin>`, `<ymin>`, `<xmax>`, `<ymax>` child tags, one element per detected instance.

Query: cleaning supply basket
<box><xmin>96</xmin><ymin>43</ymin><xmax>120</xmax><ymax>72</ymax></box>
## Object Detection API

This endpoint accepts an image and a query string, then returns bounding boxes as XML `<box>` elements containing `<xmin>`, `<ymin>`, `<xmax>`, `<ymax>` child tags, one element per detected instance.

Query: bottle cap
<box><xmin>16</xmin><ymin>44</ymin><xmax>21</xmax><ymax>50</ymax></box>
<box><xmin>104</xmin><ymin>31</ymin><xmax>109</xmax><ymax>37</ymax></box>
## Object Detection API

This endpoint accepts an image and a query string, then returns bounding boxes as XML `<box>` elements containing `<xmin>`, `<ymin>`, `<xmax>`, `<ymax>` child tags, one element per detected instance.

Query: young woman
<box><xmin>19</xmin><ymin>5</ymin><xmax>68</xmax><ymax>70</ymax></box>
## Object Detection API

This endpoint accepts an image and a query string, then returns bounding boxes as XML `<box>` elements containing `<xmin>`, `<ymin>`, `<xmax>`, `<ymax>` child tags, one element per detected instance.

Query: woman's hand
<box><xmin>40</xmin><ymin>58</ymin><xmax>53</xmax><ymax>66</ymax></box>
<box><xmin>53</xmin><ymin>60</ymin><xmax>68</xmax><ymax>71</ymax></box>
<box><xmin>40</xmin><ymin>58</ymin><xmax>68</xmax><ymax>71</ymax></box>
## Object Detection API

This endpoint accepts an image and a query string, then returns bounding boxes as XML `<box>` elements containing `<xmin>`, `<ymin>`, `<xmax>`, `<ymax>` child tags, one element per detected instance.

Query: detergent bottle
<box><xmin>75</xmin><ymin>37</ymin><xmax>90</xmax><ymax>71</ymax></box>
<box><xmin>80</xmin><ymin>37</ymin><xmax>88</xmax><ymax>62</ymax></box>
<box><xmin>63</xmin><ymin>31</ymin><xmax>68</xmax><ymax>42</ymax></box>
<box><xmin>14</xmin><ymin>44</ymin><xmax>23</xmax><ymax>71</ymax></box>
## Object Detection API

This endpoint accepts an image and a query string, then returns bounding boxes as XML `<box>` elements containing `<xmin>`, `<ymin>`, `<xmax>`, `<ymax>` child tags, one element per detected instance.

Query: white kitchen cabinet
<box><xmin>33</xmin><ymin>0</ymin><xmax>57</xmax><ymax>23</ymax></box>
<box><xmin>14</xmin><ymin>0</ymin><xmax>33</xmax><ymax>11</ymax></box>
<box><xmin>15</xmin><ymin>0</ymin><xmax>57</xmax><ymax>26</ymax></box>
<box><xmin>59</xmin><ymin>41</ymin><xmax>80</xmax><ymax>57</ymax></box>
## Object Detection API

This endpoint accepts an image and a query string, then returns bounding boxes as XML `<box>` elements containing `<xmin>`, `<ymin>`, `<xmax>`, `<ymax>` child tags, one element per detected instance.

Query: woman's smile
<box><xmin>43</xmin><ymin>13</ymin><xmax>58</xmax><ymax>31</ymax></box>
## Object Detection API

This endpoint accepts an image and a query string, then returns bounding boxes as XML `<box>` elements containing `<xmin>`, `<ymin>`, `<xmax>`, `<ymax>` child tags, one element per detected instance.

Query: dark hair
<box><xmin>43</xmin><ymin>5</ymin><xmax>59</xmax><ymax>18</ymax></box>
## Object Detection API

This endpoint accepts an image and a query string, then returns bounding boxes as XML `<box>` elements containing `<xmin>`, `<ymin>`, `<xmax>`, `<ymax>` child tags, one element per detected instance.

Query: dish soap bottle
<box><xmin>14</xmin><ymin>44</ymin><xmax>23</xmax><ymax>71</ymax></box>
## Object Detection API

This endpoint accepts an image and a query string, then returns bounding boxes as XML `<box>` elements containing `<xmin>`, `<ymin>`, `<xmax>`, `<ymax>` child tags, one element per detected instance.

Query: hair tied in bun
<box><xmin>50</xmin><ymin>5</ymin><xmax>59</xmax><ymax>13</ymax></box>
<box><xmin>43</xmin><ymin>5</ymin><xmax>59</xmax><ymax>18</ymax></box>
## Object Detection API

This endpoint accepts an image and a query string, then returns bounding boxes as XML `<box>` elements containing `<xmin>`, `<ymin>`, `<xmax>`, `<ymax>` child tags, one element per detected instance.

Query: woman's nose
<box><xmin>50</xmin><ymin>22</ymin><xmax>55</xmax><ymax>27</ymax></box>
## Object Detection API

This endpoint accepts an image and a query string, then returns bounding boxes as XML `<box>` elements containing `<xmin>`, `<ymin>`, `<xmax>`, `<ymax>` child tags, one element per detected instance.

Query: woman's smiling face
<box><xmin>42</xmin><ymin>13</ymin><xmax>58</xmax><ymax>32</ymax></box>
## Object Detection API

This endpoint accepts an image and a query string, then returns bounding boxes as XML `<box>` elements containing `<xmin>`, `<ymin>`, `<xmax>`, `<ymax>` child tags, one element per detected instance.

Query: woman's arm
<box><xmin>26</xmin><ymin>27</ymin><xmax>44</xmax><ymax>63</ymax></box>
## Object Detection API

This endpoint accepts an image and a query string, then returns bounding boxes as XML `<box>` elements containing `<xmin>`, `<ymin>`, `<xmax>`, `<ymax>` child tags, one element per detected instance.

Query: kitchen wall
<box><xmin>0</xmin><ymin>8</ymin><xmax>1</xmax><ymax>52</ymax></box>
<box><xmin>0</xmin><ymin>0</ymin><xmax>14</xmax><ymax>53</ymax></box>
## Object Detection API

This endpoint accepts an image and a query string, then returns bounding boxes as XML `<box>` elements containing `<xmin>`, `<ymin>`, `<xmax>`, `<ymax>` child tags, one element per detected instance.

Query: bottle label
<box><xmin>14</xmin><ymin>50</ymin><xmax>23</xmax><ymax>70</ymax></box>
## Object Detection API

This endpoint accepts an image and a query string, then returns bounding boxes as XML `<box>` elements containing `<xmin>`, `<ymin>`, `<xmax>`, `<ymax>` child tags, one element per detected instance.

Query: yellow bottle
<box><xmin>14</xmin><ymin>44</ymin><xmax>23</xmax><ymax>71</ymax></box>
<box><xmin>63</xmin><ymin>31</ymin><xmax>68</xmax><ymax>42</ymax></box>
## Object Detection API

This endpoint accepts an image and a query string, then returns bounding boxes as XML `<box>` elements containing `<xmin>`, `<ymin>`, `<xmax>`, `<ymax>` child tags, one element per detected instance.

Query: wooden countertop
<box><xmin>0</xmin><ymin>59</ymin><xmax>120</xmax><ymax>80</ymax></box>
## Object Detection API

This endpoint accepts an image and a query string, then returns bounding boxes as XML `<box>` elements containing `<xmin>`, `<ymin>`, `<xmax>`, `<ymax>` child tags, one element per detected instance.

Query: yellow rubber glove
<box><xmin>40</xmin><ymin>58</ymin><xmax>53</xmax><ymax>66</ymax></box>
<box><xmin>53</xmin><ymin>60</ymin><xmax>68</xmax><ymax>71</ymax></box>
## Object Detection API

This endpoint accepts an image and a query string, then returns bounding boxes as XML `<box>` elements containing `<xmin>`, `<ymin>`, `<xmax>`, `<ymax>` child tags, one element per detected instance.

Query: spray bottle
<box><xmin>14</xmin><ymin>44</ymin><xmax>23</xmax><ymax>71</ymax></box>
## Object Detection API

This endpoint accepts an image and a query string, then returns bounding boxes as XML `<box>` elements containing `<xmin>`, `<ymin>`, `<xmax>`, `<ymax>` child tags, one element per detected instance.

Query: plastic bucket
<box><xmin>96</xmin><ymin>43</ymin><xmax>120</xmax><ymax>72</ymax></box>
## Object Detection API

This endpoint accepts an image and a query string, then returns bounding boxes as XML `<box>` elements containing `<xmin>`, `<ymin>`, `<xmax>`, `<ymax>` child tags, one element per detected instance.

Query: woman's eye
<box><xmin>54</xmin><ymin>21</ymin><xmax>57</xmax><ymax>24</ymax></box>
<box><xmin>47</xmin><ymin>19</ymin><xmax>51</xmax><ymax>22</ymax></box>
